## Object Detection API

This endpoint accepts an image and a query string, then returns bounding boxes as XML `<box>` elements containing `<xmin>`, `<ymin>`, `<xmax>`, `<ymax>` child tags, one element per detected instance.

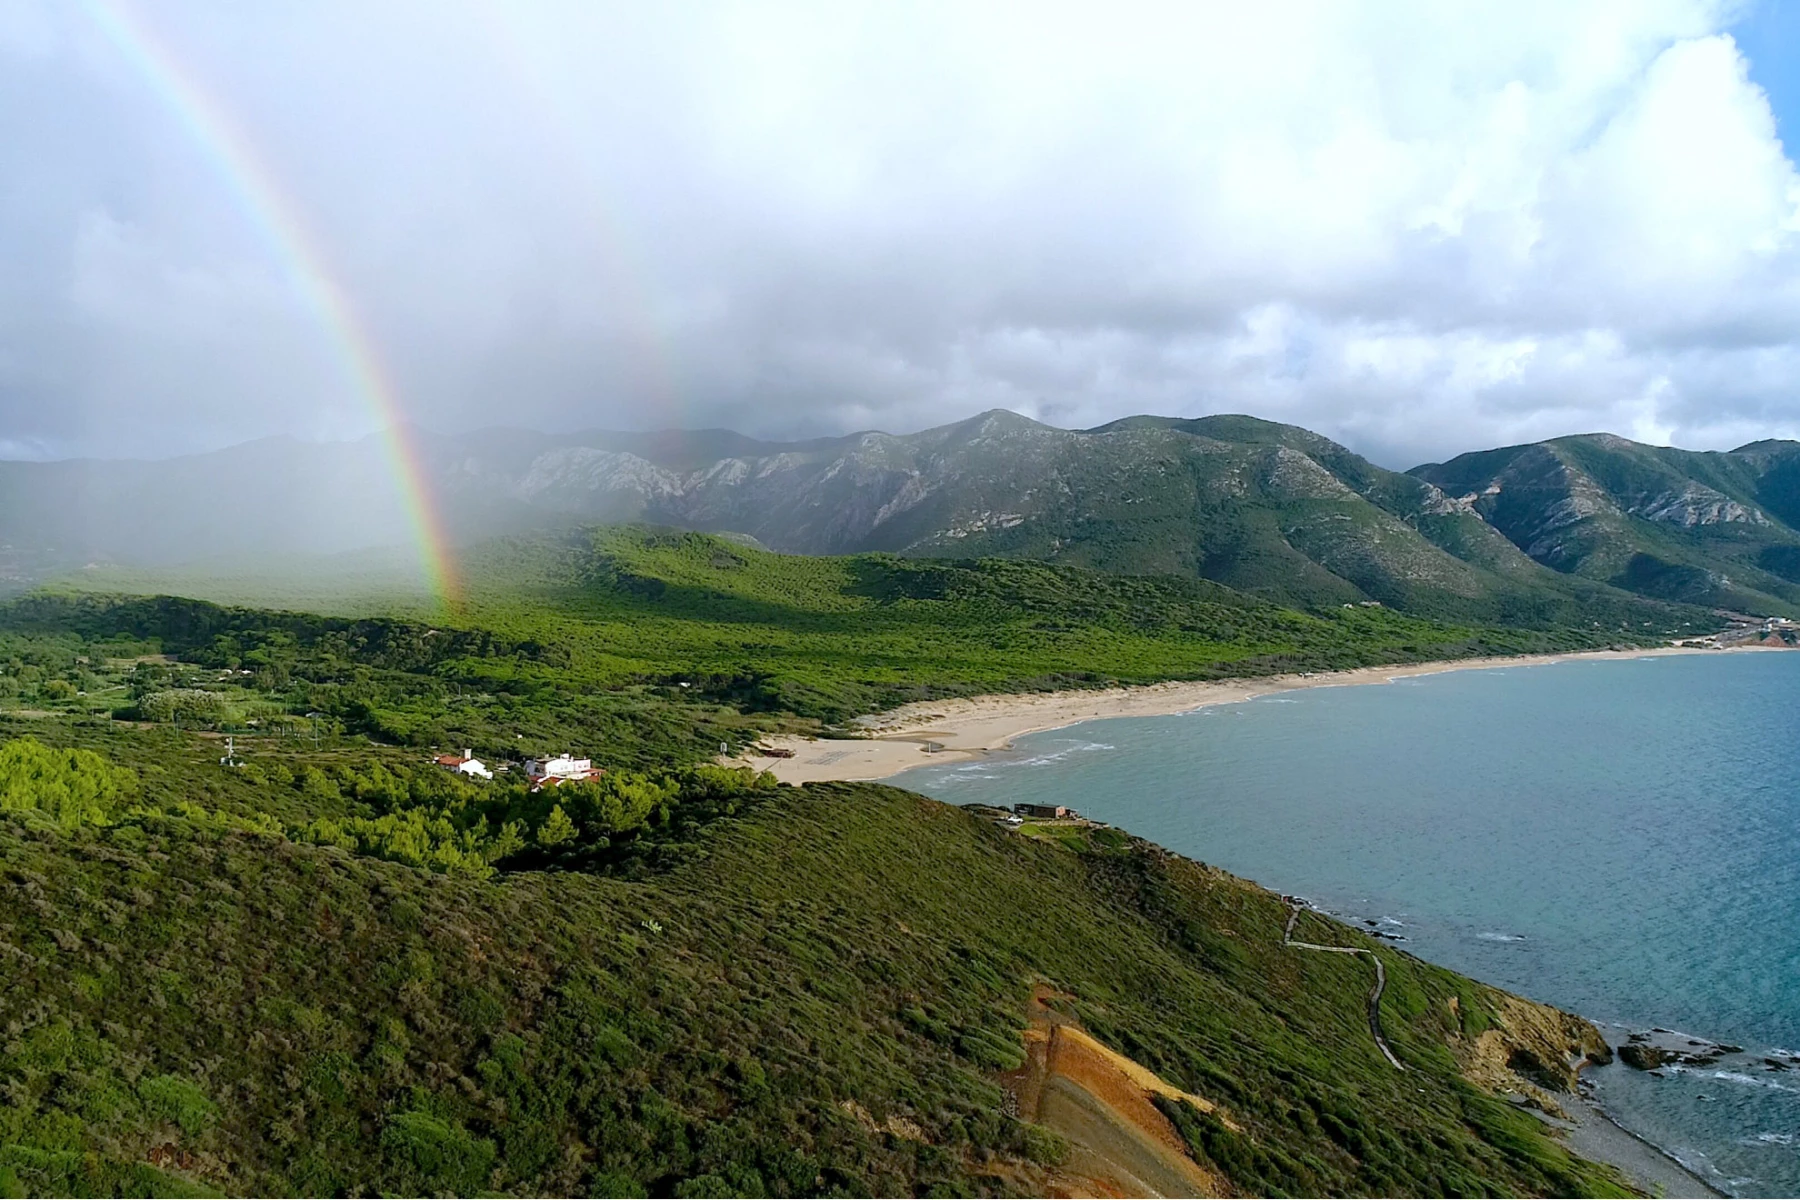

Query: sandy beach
<box><xmin>731</xmin><ymin>645</ymin><xmax>1776</xmax><ymax>784</ymax></box>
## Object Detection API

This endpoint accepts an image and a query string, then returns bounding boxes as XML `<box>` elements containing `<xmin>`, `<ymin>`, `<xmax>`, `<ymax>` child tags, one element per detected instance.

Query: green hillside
<box><xmin>0</xmin><ymin>412</ymin><xmax>1719</xmax><ymax>632</ymax></box>
<box><xmin>0</xmin><ymin>528</ymin><xmax>1707</xmax><ymax>1195</ymax></box>
<box><xmin>0</xmin><ymin>715</ymin><xmax>1632</xmax><ymax>1197</ymax></box>
<box><xmin>1414</xmin><ymin>434</ymin><xmax>1800</xmax><ymax>615</ymax></box>
<box><xmin>17</xmin><ymin>526</ymin><xmax>1707</xmax><ymax>770</ymax></box>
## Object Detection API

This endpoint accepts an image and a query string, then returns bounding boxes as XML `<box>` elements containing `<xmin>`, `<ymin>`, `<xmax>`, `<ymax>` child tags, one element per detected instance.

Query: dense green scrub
<box><xmin>4</xmin><ymin>526</ymin><xmax>1695</xmax><ymax>769</ymax></box>
<box><xmin>0</xmin><ymin>768</ymin><xmax>1630</xmax><ymax>1197</ymax></box>
<box><xmin>0</xmin><ymin>527</ymin><xmax>1676</xmax><ymax>1195</ymax></box>
<box><xmin>0</xmin><ymin>723</ymin><xmax>776</xmax><ymax>883</ymax></box>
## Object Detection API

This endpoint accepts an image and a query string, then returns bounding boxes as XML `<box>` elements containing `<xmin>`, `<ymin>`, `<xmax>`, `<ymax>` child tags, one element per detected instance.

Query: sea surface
<box><xmin>889</xmin><ymin>652</ymin><xmax>1800</xmax><ymax>1197</ymax></box>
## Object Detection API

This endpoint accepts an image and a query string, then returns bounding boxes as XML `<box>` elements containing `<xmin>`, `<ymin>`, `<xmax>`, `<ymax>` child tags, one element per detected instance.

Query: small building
<box><xmin>435</xmin><ymin>749</ymin><xmax>493</xmax><ymax>780</ymax></box>
<box><xmin>524</xmin><ymin>753</ymin><xmax>604</xmax><ymax>789</ymax></box>
<box><xmin>1014</xmin><ymin>803</ymin><xmax>1070</xmax><ymax>820</ymax></box>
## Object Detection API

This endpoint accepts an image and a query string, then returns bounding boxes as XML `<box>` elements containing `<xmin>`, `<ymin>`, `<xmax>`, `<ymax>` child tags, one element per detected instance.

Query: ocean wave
<box><xmin>1476</xmin><ymin>932</ymin><xmax>1527</xmax><ymax>942</ymax></box>
<box><xmin>1752</xmin><ymin>1132</ymin><xmax>1799</xmax><ymax>1147</ymax></box>
<box><xmin>1714</xmin><ymin>1070</ymin><xmax>1800</xmax><ymax>1093</ymax></box>
<box><xmin>1017</xmin><ymin>742</ymin><xmax>1114</xmax><ymax>766</ymax></box>
<box><xmin>1668</xmin><ymin>1065</ymin><xmax>1800</xmax><ymax>1094</ymax></box>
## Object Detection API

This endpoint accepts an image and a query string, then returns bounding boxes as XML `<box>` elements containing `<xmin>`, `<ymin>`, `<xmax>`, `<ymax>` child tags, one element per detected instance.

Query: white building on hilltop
<box><xmin>435</xmin><ymin>749</ymin><xmax>493</xmax><ymax>780</ymax></box>
<box><xmin>524</xmin><ymin>753</ymin><xmax>603</xmax><ymax>788</ymax></box>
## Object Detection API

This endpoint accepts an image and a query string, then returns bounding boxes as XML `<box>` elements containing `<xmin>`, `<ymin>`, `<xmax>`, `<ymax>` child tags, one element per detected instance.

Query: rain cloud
<box><xmin>3</xmin><ymin>0</ymin><xmax>1799</xmax><ymax>467</ymax></box>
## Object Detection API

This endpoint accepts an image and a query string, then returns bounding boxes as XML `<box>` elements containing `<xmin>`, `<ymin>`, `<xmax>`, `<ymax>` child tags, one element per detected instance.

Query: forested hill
<box><xmin>2</xmin><ymin>411</ymin><xmax>1777</xmax><ymax>623</ymax></box>
<box><xmin>0</xmin><ymin>735</ymin><xmax>1635</xmax><ymax>1197</ymax></box>
<box><xmin>0</xmin><ymin>527</ymin><xmax>1687</xmax><ymax>1195</ymax></box>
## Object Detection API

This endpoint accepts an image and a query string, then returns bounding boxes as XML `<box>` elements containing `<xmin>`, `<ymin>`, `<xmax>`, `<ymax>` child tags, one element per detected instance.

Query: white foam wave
<box><xmin>1752</xmin><ymin>1132</ymin><xmax>1798</xmax><ymax>1147</ymax></box>
<box><xmin>1017</xmin><ymin>742</ymin><xmax>1115</xmax><ymax>767</ymax></box>
<box><xmin>1476</xmin><ymin>932</ymin><xmax>1527</xmax><ymax>942</ymax></box>
<box><xmin>1668</xmin><ymin>1065</ymin><xmax>1800</xmax><ymax>1094</ymax></box>
<box><xmin>1716</xmin><ymin>1070</ymin><xmax>1800</xmax><ymax>1093</ymax></box>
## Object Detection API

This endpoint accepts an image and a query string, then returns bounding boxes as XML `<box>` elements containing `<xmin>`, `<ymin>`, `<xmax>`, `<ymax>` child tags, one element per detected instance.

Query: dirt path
<box><xmin>1283</xmin><ymin>902</ymin><xmax>1405</xmax><ymax>1071</ymax></box>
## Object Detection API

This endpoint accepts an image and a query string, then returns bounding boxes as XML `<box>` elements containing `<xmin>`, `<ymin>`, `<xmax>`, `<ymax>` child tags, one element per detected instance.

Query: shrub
<box><xmin>0</xmin><ymin>737</ymin><xmax>136</xmax><ymax>829</ymax></box>
<box><xmin>380</xmin><ymin>1109</ymin><xmax>495</xmax><ymax>1196</ymax></box>
<box><xmin>137</xmin><ymin>1074</ymin><xmax>217</xmax><ymax>1137</ymax></box>
<box><xmin>136</xmin><ymin>689</ymin><xmax>226</xmax><ymax>725</ymax></box>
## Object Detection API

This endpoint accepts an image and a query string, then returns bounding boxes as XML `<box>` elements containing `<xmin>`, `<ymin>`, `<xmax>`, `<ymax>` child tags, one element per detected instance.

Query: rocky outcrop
<box><xmin>1632</xmin><ymin>485</ymin><xmax>1768</xmax><ymax>528</ymax></box>
<box><xmin>1618</xmin><ymin>1030</ymin><xmax>1744</xmax><ymax>1071</ymax></box>
<box><xmin>1457</xmin><ymin>994</ymin><xmax>1613</xmax><ymax>1113</ymax></box>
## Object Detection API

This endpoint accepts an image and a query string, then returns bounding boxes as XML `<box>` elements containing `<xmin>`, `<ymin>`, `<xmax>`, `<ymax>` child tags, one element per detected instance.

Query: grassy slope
<box><xmin>0</xmin><ymin>759</ymin><xmax>1631</xmax><ymax>1198</ymax></box>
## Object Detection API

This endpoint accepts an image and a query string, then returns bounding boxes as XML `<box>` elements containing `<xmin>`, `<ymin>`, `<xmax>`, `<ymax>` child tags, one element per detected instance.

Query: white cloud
<box><xmin>1</xmin><ymin>0</ymin><xmax>1796</xmax><ymax>464</ymax></box>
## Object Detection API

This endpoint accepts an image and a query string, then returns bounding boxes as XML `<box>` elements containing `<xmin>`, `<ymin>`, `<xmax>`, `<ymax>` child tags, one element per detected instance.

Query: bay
<box><xmin>890</xmin><ymin>652</ymin><xmax>1800</xmax><ymax>1197</ymax></box>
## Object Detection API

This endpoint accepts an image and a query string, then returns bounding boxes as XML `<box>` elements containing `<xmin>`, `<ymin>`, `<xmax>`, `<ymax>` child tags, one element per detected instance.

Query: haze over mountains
<box><xmin>11</xmin><ymin>410</ymin><xmax>1800</xmax><ymax>620</ymax></box>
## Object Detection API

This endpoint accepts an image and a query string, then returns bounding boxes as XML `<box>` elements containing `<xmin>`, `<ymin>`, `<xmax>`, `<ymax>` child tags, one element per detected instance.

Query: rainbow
<box><xmin>81</xmin><ymin>0</ymin><xmax>464</xmax><ymax>610</ymax></box>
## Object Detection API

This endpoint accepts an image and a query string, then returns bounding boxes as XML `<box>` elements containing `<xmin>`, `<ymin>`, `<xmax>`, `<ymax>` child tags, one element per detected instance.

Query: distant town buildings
<box><xmin>432</xmin><ymin>749</ymin><xmax>607</xmax><ymax>788</ymax></box>
<box><xmin>1682</xmin><ymin>617</ymin><xmax>1800</xmax><ymax>650</ymax></box>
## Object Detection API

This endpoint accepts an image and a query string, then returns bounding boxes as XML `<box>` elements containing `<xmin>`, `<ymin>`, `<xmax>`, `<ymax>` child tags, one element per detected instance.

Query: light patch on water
<box><xmin>1476</xmin><ymin>932</ymin><xmax>1527</xmax><ymax>942</ymax></box>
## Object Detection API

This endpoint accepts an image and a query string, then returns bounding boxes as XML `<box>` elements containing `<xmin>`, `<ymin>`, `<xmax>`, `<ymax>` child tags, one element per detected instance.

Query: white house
<box><xmin>524</xmin><ymin>753</ymin><xmax>603</xmax><ymax>788</ymax></box>
<box><xmin>435</xmin><ymin>749</ymin><xmax>493</xmax><ymax>780</ymax></box>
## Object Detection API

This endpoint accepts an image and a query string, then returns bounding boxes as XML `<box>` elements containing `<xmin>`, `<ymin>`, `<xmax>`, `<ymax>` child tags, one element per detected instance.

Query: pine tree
<box><xmin>536</xmin><ymin>803</ymin><xmax>576</xmax><ymax>847</ymax></box>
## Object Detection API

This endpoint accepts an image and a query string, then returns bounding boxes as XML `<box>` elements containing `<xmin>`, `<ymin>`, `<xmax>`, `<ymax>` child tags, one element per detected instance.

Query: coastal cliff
<box><xmin>1456</xmin><ymin>992</ymin><xmax>1614</xmax><ymax>1111</ymax></box>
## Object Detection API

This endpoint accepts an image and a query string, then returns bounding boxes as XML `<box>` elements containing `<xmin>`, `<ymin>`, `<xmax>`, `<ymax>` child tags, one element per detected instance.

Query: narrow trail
<box><xmin>1283</xmin><ymin>902</ymin><xmax>1405</xmax><ymax>1071</ymax></box>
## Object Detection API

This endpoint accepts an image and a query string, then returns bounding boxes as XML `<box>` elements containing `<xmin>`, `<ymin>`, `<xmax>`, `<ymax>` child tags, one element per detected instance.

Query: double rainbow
<box><xmin>83</xmin><ymin>0</ymin><xmax>463</xmax><ymax>610</ymax></box>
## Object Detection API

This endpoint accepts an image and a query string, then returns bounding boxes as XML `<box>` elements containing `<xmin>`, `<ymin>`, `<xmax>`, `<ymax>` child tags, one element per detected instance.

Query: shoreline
<box><xmin>732</xmin><ymin>644</ymin><xmax>1782</xmax><ymax>785</ymax></box>
<box><xmin>1547</xmin><ymin>1092</ymin><xmax>1726</xmax><ymax>1198</ymax></box>
<box><xmin>731</xmin><ymin>641</ymin><xmax>1768</xmax><ymax>1196</ymax></box>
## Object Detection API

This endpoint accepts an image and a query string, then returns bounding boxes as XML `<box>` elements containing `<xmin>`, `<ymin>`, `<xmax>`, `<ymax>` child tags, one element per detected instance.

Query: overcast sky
<box><xmin>3</xmin><ymin>1</ymin><xmax>1799</xmax><ymax>467</ymax></box>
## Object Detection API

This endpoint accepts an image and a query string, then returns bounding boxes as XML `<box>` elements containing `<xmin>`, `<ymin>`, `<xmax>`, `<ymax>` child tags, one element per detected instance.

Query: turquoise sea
<box><xmin>890</xmin><ymin>653</ymin><xmax>1800</xmax><ymax>1197</ymax></box>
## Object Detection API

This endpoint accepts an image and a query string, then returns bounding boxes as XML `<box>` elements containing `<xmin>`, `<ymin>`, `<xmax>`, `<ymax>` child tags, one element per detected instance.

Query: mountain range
<box><xmin>12</xmin><ymin>410</ymin><xmax>1800</xmax><ymax>620</ymax></box>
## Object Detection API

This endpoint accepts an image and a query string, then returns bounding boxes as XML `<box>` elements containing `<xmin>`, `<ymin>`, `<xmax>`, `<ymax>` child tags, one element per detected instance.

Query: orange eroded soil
<box><xmin>1004</xmin><ymin>988</ymin><xmax>1230</xmax><ymax>1198</ymax></box>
